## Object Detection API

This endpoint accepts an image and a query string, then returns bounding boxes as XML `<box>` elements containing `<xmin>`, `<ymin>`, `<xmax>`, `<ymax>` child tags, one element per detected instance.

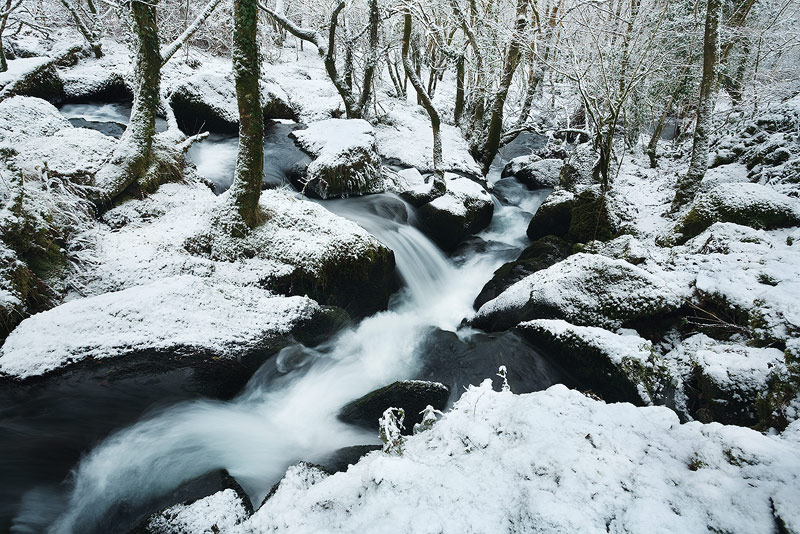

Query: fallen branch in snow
<box><xmin>0</xmin><ymin>43</ymin><xmax>84</xmax><ymax>102</ymax></box>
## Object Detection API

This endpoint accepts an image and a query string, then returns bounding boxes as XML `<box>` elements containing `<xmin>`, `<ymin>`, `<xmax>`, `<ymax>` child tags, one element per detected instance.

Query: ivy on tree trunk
<box><xmin>228</xmin><ymin>0</ymin><xmax>264</xmax><ymax>230</ymax></box>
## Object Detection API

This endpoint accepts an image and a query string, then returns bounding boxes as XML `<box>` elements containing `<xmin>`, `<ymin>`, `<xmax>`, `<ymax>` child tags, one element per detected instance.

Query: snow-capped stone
<box><xmin>14</xmin><ymin>127</ymin><xmax>116</xmax><ymax>179</ymax></box>
<box><xmin>676</xmin><ymin>182</ymin><xmax>800</xmax><ymax>240</ymax></box>
<box><xmin>417</xmin><ymin>174</ymin><xmax>494</xmax><ymax>251</ymax></box>
<box><xmin>517</xmin><ymin>319</ymin><xmax>667</xmax><ymax>405</ymax></box>
<box><xmin>526</xmin><ymin>188</ymin><xmax>574</xmax><ymax>241</ymax></box>
<box><xmin>0</xmin><ymin>96</ymin><xmax>71</xmax><ymax>144</ymax></box>
<box><xmin>501</xmin><ymin>156</ymin><xmax>562</xmax><ymax>190</ymax></box>
<box><xmin>664</xmin><ymin>334</ymin><xmax>787</xmax><ymax>426</ymax></box>
<box><xmin>473</xmin><ymin>253</ymin><xmax>686</xmax><ymax>331</ymax></box>
<box><xmin>0</xmin><ymin>275</ymin><xmax>323</xmax><ymax>379</ymax></box>
<box><xmin>290</xmin><ymin>118</ymin><xmax>384</xmax><ymax>199</ymax></box>
<box><xmin>168</xmin><ymin>71</ymin><xmax>239</xmax><ymax>133</ymax></box>
<box><xmin>143</xmin><ymin>488</ymin><xmax>250</xmax><ymax>534</ymax></box>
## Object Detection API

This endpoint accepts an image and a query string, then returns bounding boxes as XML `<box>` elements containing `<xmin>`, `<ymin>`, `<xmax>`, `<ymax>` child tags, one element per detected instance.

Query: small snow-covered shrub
<box><xmin>379</xmin><ymin>407</ymin><xmax>405</xmax><ymax>455</ymax></box>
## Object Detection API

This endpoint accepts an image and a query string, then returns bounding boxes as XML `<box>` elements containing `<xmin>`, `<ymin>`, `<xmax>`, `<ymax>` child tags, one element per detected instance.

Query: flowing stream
<box><xmin>1</xmin><ymin>105</ymin><xmax>568</xmax><ymax>533</ymax></box>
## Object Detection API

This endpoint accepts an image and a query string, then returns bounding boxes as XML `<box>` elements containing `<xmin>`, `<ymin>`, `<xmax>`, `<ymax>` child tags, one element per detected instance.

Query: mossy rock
<box><xmin>567</xmin><ymin>185</ymin><xmax>614</xmax><ymax>243</ymax></box>
<box><xmin>417</xmin><ymin>176</ymin><xmax>494</xmax><ymax>252</ymax></box>
<box><xmin>0</xmin><ymin>249</ymin><xmax>56</xmax><ymax>342</ymax></box>
<box><xmin>676</xmin><ymin>183</ymin><xmax>800</xmax><ymax>241</ymax></box>
<box><xmin>474</xmin><ymin>235</ymin><xmax>571</xmax><ymax>309</ymax></box>
<box><xmin>526</xmin><ymin>189</ymin><xmax>574</xmax><ymax>241</ymax></box>
<box><xmin>516</xmin><ymin>320</ymin><xmax>669</xmax><ymax>406</ymax></box>
<box><xmin>270</xmin><ymin>243</ymin><xmax>395</xmax><ymax>318</ymax></box>
<box><xmin>338</xmin><ymin>380</ymin><xmax>450</xmax><ymax>435</ymax></box>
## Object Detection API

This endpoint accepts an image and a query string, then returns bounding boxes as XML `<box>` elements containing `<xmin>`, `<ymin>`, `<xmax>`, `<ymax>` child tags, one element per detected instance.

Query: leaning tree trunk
<box><xmin>401</xmin><ymin>12</ymin><xmax>445</xmax><ymax>194</ymax></box>
<box><xmin>228</xmin><ymin>0</ymin><xmax>264</xmax><ymax>230</ymax></box>
<box><xmin>92</xmin><ymin>0</ymin><xmax>161</xmax><ymax>205</ymax></box>
<box><xmin>0</xmin><ymin>0</ymin><xmax>13</xmax><ymax>73</ymax></box>
<box><xmin>479</xmin><ymin>0</ymin><xmax>527</xmax><ymax>175</ymax></box>
<box><xmin>60</xmin><ymin>0</ymin><xmax>103</xmax><ymax>58</ymax></box>
<box><xmin>674</xmin><ymin>0</ymin><xmax>721</xmax><ymax>208</ymax></box>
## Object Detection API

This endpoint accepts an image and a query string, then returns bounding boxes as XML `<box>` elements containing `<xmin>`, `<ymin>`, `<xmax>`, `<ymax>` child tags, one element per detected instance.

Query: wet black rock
<box><xmin>338</xmin><ymin>380</ymin><xmax>450</xmax><ymax>435</ymax></box>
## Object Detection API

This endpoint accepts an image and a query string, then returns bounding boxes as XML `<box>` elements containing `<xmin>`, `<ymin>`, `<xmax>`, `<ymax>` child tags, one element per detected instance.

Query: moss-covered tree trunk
<box><xmin>478</xmin><ymin>0</ymin><xmax>527</xmax><ymax>175</ymax></box>
<box><xmin>92</xmin><ymin>0</ymin><xmax>161</xmax><ymax>204</ymax></box>
<box><xmin>674</xmin><ymin>0</ymin><xmax>721</xmax><ymax>208</ymax></box>
<box><xmin>228</xmin><ymin>0</ymin><xmax>264</xmax><ymax>229</ymax></box>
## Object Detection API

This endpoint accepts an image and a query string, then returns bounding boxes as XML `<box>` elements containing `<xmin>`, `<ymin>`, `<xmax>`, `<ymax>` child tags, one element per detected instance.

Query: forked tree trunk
<box><xmin>92</xmin><ymin>0</ymin><xmax>161</xmax><ymax>204</ymax></box>
<box><xmin>674</xmin><ymin>0</ymin><xmax>721</xmax><ymax>208</ymax></box>
<box><xmin>228</xmin><ymin>0</ymin><xmax>264</xmax><ymax>229</ymax></box>
<box><xmin>479</xmin><ymin>0</ymin><xmax>527</xmax><ymax>174</ymax></box>
<box><xmin>401</xmin><ymin>13</ymin><xmax>445</xmax><ymax>194</ymax></box>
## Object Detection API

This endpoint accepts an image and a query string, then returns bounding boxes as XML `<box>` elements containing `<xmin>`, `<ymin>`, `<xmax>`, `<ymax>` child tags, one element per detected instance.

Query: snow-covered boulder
<box><xmin>0</xmin><ymin>96</ymin><xmax>71</xmax><ymax>144</ymax></box>
<box><xmin>665</xmin><ymin>334</ymin><xmax>787</xmax><ymax>426</ymax></box>
<box><xmin>676</xmin><ymin>183</ymin><xmax>800</xmax><ymax>240</ymax></box>
<box><xmin>14</xmin><ymin>127</ymin><xmax>116</xmax><ymax>179</ymax></box>
<box><xmin>142</xmin><ymin>488</ymin><xmax>251</xmax><ymax>534</ymax></box>
<box><xmin>472</xmin><ymin>253</ymin><xmax>685</xmax><ymax>331</ymax></box>
<box><xmin>501</xmin><ymin>156</ymin><xmax>562</xmax><ymax>190</ymax></box>
<box><xmin>231</xmin><ymin>382</ymin><xmax>800</xmax><ymax>533</ymax></box>
<box><xmin>473</xmin><ymin>235</ymin><xmax>571</xmax><ymax>309</ymax></box>
<box><xmin>0</xmin><ymin>276</ymin><xmax>337</xmax><ymax>380</ymax></box>
<box><xmin>527</xmin><ymin>185</ymin><xmax>616</xmax><ymax>243</ymax></box>
<box><xmin>417</xmin><ymin>174</ymin><xmax>494</xmax><ymax>251</ymax></box>
<box><xmin>517</xmin><ymin>319</ymin><xmax>669</xmax><ymax>406</ymax></box>
<box><xmin>338</xmin><ymin>380</ymin><xmax>450</xmax><ymax>434</ymax></box>
<box><xmin>583</xmin><ymin>234</ymin><xmax>650</xmax><ymax>265</ymax></box>
<box><xmin>168</xmin><ymin>72</ymin><xmax>296</xmax><ymax>134</ymax></box>
<box><xmin>59</xmin><ymin>63</ymin><xmax>130</xmax><ymax>101</ymax></box>
<box><xmin>290</xmin><ymin>119</ymin><xmax>384</xmax><ymax>199</ymax></box>
<box><xmin>91</xmin><ymin>182</ymin><xmax>394</xmax><ymax>317</ymax></box>
<box><xmin>169</xmin><ymin>72</ymin><xmax>239</xmax><ymax>133</ymax></box>
<box><xmin>669</xmin><ymin>223</ymin><xmax>800</xmax><ymax>345</ymax></box>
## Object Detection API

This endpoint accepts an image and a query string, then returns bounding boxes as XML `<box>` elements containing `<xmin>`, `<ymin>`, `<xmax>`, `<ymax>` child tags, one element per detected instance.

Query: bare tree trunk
<box><xmin>161</xmin><ymin>0</ymin><xmax>224</xmax><ymax>64</ymax></box>
<box><xmin>0</xmin><ymin>0</ymin><xmax>17</xmax><ymax>72</ymax></box>
<box><xmin>92</xmin><ymin>0</ymin><xmax>161</xmax><ymax>204</ymax></box>
<box><xmin>454</xmin><ymin>53</ymin><xmax>465</xmax><ymax>124</ymax></box>
<box><xmin>386</xmin><ymin>50</ymin><xmax>404</xmax><ymax>97</ymax></box>
<box><xmin>59</xmin><ymin>0</ymin><xmax>103</xmax><ymax>58</ymax></box>
<box><xmin>357</xmin><ymin>0</ymin><xmax>378</xmax><ymax>112</ymax></box>
<box><xmin>401</xmin><ymin>13</ymin><xmax>445</xmax><ymax>194</ymax></box>
<box><xmin>228</xmin><ymin>0</ymin><xmax>264</xmax><ymax>230</ymax></box>
<box><xmin>674</xmin><ymin>0</ymin><xmax>721</xmax><ymax>208</ymax></box>
<box><xmin>479</xmin><ymin>0</ymin><xmax>527</xmax><ymax>175</ymax></box>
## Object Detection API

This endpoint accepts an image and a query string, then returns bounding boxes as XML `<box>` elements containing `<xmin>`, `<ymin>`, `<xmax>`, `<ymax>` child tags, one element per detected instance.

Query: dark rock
<box><xmin>270</xmin><ymin>244</ymin><xmax>395</xmax><ymax>318</ymax></box>
<box><xmin>527</xmin><ymin>190</ymin><xmax>573</xmax><ymax>241</ymax></box>
<box><xmin>338</xmin><ymin>380</ymin><xmax>450</xmax><ymax>434</ymax></box>
<box><xmin>319</xmin><ymin>445</ymin><xmax>381</xmax><ymax>473</ymax></box>
<box><xmin>417</xmin><ymin>176</ymin><xmax>494</xmax><ymax>252</ymax></box>
<box><xmin>473</xmin><ymin>236</ymin><xmax>571</xmax><ymax>309</ymax></box>
<box><xmin>567</xmin><ymin>185</ymin><xmax>615</xmax><ymax>243</ymax></box>
<box><xmin>415</xmin><ymin>328</ymin><xmax>570</xmax><ymax>398</ymax></box>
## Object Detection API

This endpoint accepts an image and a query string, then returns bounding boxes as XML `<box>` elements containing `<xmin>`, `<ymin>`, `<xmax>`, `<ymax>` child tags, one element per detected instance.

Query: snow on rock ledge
<box><xmin>501</xmin><ymin>156</ymin><xmax>562</xmax><ymax>190</ymax></box>
<box><xmin>517</xmin><ymin>319</ymin><xmax>667</xmax><ymax>406</ymax></box>
<box><xmin>14</xmin><ymin>127</ymin><xmax>116</xmax><ymax>179</ymax></box>
<box><xmin>417</xmin><ymin>174</ymin><xmax>494</xmax><ymax>251</ymax></box>
<box><xmin>86</xmin><ymin>182</ymin><xmax>394</xmax><ymax>317</ymax></box>
<box><xmin>0</xmin><ymin>276</ymin><xmax>321</xmax><ymax>379</ymax></box>
<box><xmin>676</xmin><ymin>183</ymin><xmax>800</xmax><ymax>240</ymax></box>
<box><xmin>290</xmin><ymin>119</ymin><xmax>384</xmax><ymax>199</ymax></box>
<box><xmin>194</xmin><ymin>383</ymin><xmax>800</xmax><ymax>533</ymax></box>
<box><xmin>0</xmin><ymin>96</ymin><xmax>71</xmax><ymax>144</ymax></box>
<box><xmin>473</xmin><ymin>253</ymin><xmax>686</xmax><ymax>331</ymax></box>
<box><xmin>144</xmin><ymin>488</ymin><xmax>251</xmax><ymax>534</ymax></box>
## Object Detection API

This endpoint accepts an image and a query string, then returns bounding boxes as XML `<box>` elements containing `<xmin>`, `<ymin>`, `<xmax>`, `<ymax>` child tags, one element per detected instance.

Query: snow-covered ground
<box><xmin>147</xmin><ymin>381</ymin><xmax>800</xmax><ymax>534</ymax></box>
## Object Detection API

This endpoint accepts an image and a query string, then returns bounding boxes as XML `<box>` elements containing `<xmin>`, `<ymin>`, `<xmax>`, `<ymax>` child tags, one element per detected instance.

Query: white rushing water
<box><xmin>40</xmin><ymin>113</ymin><xmax>548</xmax><ymax>533</ymax></box>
